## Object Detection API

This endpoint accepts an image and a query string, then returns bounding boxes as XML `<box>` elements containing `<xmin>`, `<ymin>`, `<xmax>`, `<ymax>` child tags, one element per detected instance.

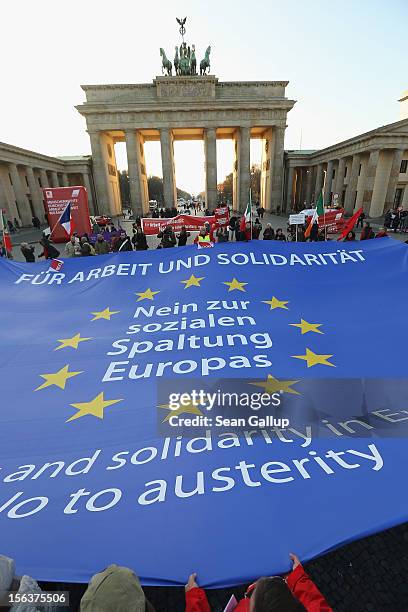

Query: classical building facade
<box><xmin>283</xmin><ymin>116</ymin><xmax>408</xmax><ymax>216</ymax></box>
<box><xmin>0</xmin><ymin>142</ymin><xmax>96</xmax><ymax>226</ymax></box>
<box><xmin>2</xmin><ymin>81</ymin><xmax>407</xmax><ymax>226</ymax></box>
<box><xmin>76</xmin><ymin>76</ymin><xmax>295</xmax><ymax>216</ymax></box>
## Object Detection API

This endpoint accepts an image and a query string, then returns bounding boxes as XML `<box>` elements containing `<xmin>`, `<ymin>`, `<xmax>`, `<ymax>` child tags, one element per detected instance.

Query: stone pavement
<box><xmin>38</xmin><ymin>522</ymin><xmax>408</xmax><ymax>611</ymax></box>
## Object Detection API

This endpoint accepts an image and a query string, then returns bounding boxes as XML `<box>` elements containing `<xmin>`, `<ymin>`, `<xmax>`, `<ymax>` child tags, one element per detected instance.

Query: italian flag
<box><xmin>240</xmin><ymin>190</ymin><xmax>252</xmax><ymax>231</ymax></box>
<box><xmin>304</xmin><ymin>191</ymin><xmax>324</xmax><ymax>238</ymax></box>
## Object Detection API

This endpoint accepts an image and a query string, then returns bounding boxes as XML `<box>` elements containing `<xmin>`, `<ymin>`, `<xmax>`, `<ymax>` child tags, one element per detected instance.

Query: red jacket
<box><xmin>185</xmin><ymin>565</ymin><xmax>332</xmax><ymax>612</ymax></box>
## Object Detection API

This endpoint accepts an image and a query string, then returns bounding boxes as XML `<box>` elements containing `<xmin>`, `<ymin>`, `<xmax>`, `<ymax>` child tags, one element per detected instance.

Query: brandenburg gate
<box><xmin>76</xmin><ymin>22</ymin><xmax>295</xmax><ymax>217</ymax></box>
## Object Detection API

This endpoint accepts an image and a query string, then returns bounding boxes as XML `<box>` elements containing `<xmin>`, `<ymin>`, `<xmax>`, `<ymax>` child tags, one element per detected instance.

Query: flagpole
<box><xmin>250</xmin><ymin>188</ymin><xmax>252</xmax><ymax>240</ymax></box>
<box><xmin>322</xmin><ymin>171</ymin><xmax>327</xmax><ymax>242</ymax></box>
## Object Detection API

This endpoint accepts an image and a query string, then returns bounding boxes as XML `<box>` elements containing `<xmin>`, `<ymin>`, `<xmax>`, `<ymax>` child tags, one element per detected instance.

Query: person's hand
<box><xmin>290</xmin><ymin>553</ymin><xmax>301</xmax><ymax>570</ymax></box>
<box><xmin>185</xmin><ymin>572</ymin><xmax>198</xmax><ymax>592</ymax></box>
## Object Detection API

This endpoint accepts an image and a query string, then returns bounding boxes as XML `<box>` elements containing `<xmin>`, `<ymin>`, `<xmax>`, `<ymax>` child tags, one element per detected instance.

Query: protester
<box><xmin>32</xmin><ymin>215</ymin><xmax>41</xmax><ymax>229</ymax></box>
<box><xmin>252</xmin><ymin>218</ymin><xmax>262</xmax><ymax>239</ymax></box>
<box><xmin>0</xmin><ymin>554</ymin><xmax>70</xmax><ymax>612</ymax></box>
<box><xmin>297</xmin><ymin>225</ymin><xmax>306</xmax><ymax>242</ymax></box>
<box><xmin>38</xmin><ymin>236</ymin><xmax>60</xmax><ymax>259</ymax></box>
<box><xmin>229</xmin><ymin>216</ymin><xmax>238</xmax><ymax>240</ymax></box>
<box><xmin>94</xmin><ymin>234</ymin><xmax>110</xmax><ymax>255</ymax></box>
<box><xmin>275</xmin><ymin>228</ymin><xmax>286</xmax><ymax>241</ymax></box>
<box><xmin>157</xmin><ymin>225</ymin><xmax>177</xmax><ymax>248</ymax></box>
<box><xmin>258</xmin><ymin>206</ymin><xmax>265</xmax><ymax>219</ymax></box>
<box><xmin>203</xmin><ymin>221</ymin><xmax>215</xmax><ymax>242</ymax></box>
<box><xmin>375</xmin><ymin>227</ymin><xmax>388</xmax><ymax>238</ymax></box>
<box><xmin>115</xmin><ymin>231</ymin><xmax>133</xmax><ymax>252</ymax></box>
<box><xmin>80</xmin><ymin>236</ymin><xmax>95</xmax><ymax>256</ymax></box>
<box><xmin>185</xmin><ymin>553</ymin><xmax>332</xmax><ymax>611</ymax></box>
<box><xmin>309</xmin><ymin>221</ymin><xmax>319</xmax><ymax>242</ymax></box>
<box><xmin>194</xmin><ymin>227</ymin><xmax>211</xmax><ymax>244</ymax></box>
<box><xmin>263</xmin><ymin>224</ymin><xmax>275</xmax><ymax>240</ymax></box>
<box><xmin>80</xmin><ymin>564</ymin><xmax>155</xmax><ymax>612</ymax></box>
<box><xmin>92</xmin><ymin>220</ymin><xmax>101</xmax><ymax>234</ymax></box>
<box><xmin>216</xmin><ymin>226</ymin><xmax>229</xmax><ymax>242</ymax></box>
<box><xmin>343</xmin><ymin>230</ymin><xmax>356</xmax><ymax>241</ymax></box>
<box><xmin>177</xmin><ymin>226</ymin><xmax>190</xmax><ymax>246</ymax></box>
<box><xmin>356</xmin><ymin>210</ymin><xmax>365</xmax><ymax>229</ymax></box>
<box><xmin>20</xmin><ymin>242</ymin><xmax>35</xmax><ymax>262</ymax></box>
<box><xmin>7</xmin><ymin>220</ymin><xmax>15</xmax><ymax>233</ymax></box>
<box><xmin>64</xmin><ymin>235</ymin><xmax>78</xmax><ymax>257</ymax></box>
<box><xmin>0</xmin><ymin>241</ymin><xmax>12</xmax><ymax>259</ymax></box>
<box><xmin>391</xmin><ymin>210</ymin><xmax>400</xmax><ymax>232</ymax></box>
<box><xmin>132</xmin><ymin>227</ymin><xmax>149</xmax><ymax>251</ymax></box>
<box><xmin>360</xmin><ymin>222</ymin><xmax>375</xmax><ymax>240</ymax></box>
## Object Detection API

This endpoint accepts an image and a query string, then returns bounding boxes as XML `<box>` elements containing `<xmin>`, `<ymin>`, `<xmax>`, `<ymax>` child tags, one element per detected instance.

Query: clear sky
<box><xmin>0</xmin><ymin>0</ymin><xmax>406</xmax><ymax>195</ymax></box>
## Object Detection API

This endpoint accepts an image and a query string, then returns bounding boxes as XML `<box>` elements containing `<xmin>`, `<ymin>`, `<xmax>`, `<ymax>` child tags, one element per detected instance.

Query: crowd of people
<box><xmin>0</xmin><ymin>552</ymin><xmax>332</xmax><ymax>611</ymax></box>
<box><xmin>1</xmin><ymin>204</ymin><xmax>407</xmax><ymax>264</ymax></box>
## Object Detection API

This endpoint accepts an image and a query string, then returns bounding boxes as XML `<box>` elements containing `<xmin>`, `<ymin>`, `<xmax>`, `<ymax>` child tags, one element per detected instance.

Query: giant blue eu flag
<box><xmin>0</xmin><ymin>238</ymin><xmax>408</xmax><ymax>587</ymax></box>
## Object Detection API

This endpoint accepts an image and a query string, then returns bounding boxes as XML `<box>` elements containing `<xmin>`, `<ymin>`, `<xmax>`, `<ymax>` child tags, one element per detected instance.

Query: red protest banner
<box><xmin>43</xmin><ymin>186</ymin><xmax>92</xmax><ymax>243</ymax></box>
<box><xmin>142</xmin><ymin>214</ymin><xmax>216</xmax><ymax>235</ymax></box>
<box><xmin>214</xmin><ymin>206</ymin><xmax>230</xmax><ymax>227</ymax></box>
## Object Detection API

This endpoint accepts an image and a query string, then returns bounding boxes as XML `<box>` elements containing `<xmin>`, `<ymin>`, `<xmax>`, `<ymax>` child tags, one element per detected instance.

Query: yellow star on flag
<box><xmin>223</xmin><ymin>278</ymin><xmax>247</xmax><ymax>292</ymax></box>
<box><xmin>55</xmin><ymin>333</ymin><xmax>92</xmax><ymax>351</ymax></box>
<box><xmin>135</xmin><ymin>288</ymin><xmax>160</xmax><ymax>301</ymax></box>
<box><xmin>91</xmin><ymin>307</ymin><xmax>120</xmax><ymax>321</ymax></box>
<box><xmin>292</xmin><ymin>348</ymin><xmax>335</xmax><ymax>368</ymax></box>
<box><xmin>159</xmin><ymin>401</ymin><xmax>205</xmax><ymax>423</ymax></box>
<box><xmin>181</xmin><ymin>274</ymin><xmax>204</xmax><ymax>289</ymax></box>
<box><xmin>35</xmin><ymin>364</ymin><xmax>82</xmax><ymax>391</ymax></box>
<box><xmin>262</xmin><ymin>296</ymin><xmax>289</xmax><ymax>310</ymax></box>
<box><xmin>67</xmin><ymin>392</ymin><xmax>123</xmax><ymax>422</ymax></box>
<box><xmin>249</xmin><ymin>374</ymin><xmax>301</xmax><ymax>396</ymax></box>
<box><xmin>290</xmin><ymin>319</ymin><xmax>323</xmax><ymax>335</ymax></box>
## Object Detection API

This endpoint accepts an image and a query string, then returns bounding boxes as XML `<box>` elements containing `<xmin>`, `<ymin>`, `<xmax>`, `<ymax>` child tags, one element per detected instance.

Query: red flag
<box><xmin>48</xmin><ymin>259</ymin><xmax>64</xmax><ymax>271</ymax></box>
<box><xmin>337</xmin><ymin>207</ymin><xmax>363</xmax><ymax>241</ymax></box>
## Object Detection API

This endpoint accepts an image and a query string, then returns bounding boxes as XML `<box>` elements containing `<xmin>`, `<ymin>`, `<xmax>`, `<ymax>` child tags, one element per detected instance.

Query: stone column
<box><xmin>285</xmin><ymin>166</ymin><xmax>295</xmax><ymax>211</ymax></box>
<box><xmin>88</xmin><ymin>131</ymin><xmax>110</xmax><ymax>215</ymax></box>
<box><xmin>355</xmin><ymin>154</ymin><xmax>369</xmax><ymax>211</ymax></box>
<box><xmin>323</xmin><ymin>160</ymin><xmax>333</xmax><ymax>205</ymax></box>
<box><xmin>26</xmin><ymin>166</ymin><xmax>44</xmax><ymax>219</ymax></box>
<box><xmin>160</xmin><ymin>128</ymin><xmax>177</xmax><ymax>209</ymax></box>
<box><xmin>125</xmin><ymin>130</ymin><xmax>144</xmax><ymax>217</ymax></box>
<box><xmin>39</xmin><ymin>169</ymin><xmax>49</xmax><ymax>189</ymax></box>
<box><xmin>62</xmin><ymin>173</ymin><xmax>69</xmax><ymax>187</ymax></box>
<box><xmin>334</xmin><ymin>157</ymin><xmax>346</xmax><ymax>202</ymax></box>
<box><xmin>0</xmin><ymin>166</ymin><xmax>19</xmax><ymax>221</ymax></box>
<box><xmin>260</xmin><ymin>128</ymin><xmax>272</xmax><ymax>211</ymax></box>
<box><xmin>343</xmin><ymin>155</ymin><xmax>360</xmax><ymax>214</ymax></box>
<box><xmin>402</xmin><ymin>184</ymin><xmax>408</xmax><ymax>211</ymax></box>
<box><xmin>362</xmin><ymin>150</ymin><xmax>379</xmax><ymax>215</ymax></box>
<box><xmin>270</xmin><ymin>126</ymin><xmax>285</xmax><ymax>212</ymax></box>
<box><xmin>305</xmin><ymin>167</ymin><xmax>313</xmax><ymax>205</ymax></box>
<box><xmin>314</xmin><ymin>164</ymin><xmax>324</xmax><ymax>201</ymax></box>
<box><xmin>8</xmin><ymin>163</ymin><xmax>31</xmax><ymax>225</ymax></box>
<box><xmin>204</xmin><ymin>128</ymin><xmax>217</xmax><ymax>210</ymax></box>
<box><xmin>385</xmin><ymin>149</ymin><xmax>404</xmax><ymax>210</ymax></box>
<box><xmin>369</xmin><ymin>149</ymin><xmax>394</xmax><ymax>217</ymax></box>
<box><xmin>135</xmin><ymin>132</ymin><xmax>149</xmax><ymax>216</ymax></box>
<box><xmin>82</xmin><ymin>173</ymin><xmax>95</xmax><ymax>214</ymax></box>
<box><xmin>232</xmin><ymin>130</ymin><xmax>241</xmax><ymax>212</ymax></box>
<box><xmin>50</xmin><ymin>171</ymin><xmax>59</xmax><ymax>188</ymax></box>
<box><xmin>239</xmin><ymin>126</ymin><xmax>251</xmax><ymax>213</ymax></box>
